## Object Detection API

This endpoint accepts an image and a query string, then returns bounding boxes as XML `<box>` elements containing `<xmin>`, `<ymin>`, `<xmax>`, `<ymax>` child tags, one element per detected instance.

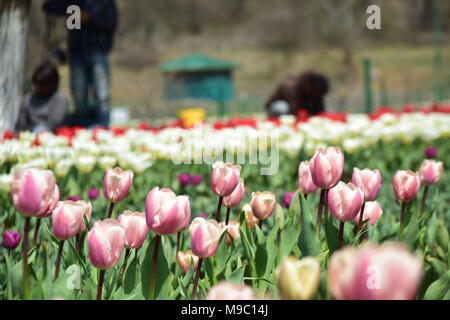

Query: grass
<box><xmin>57</xmin><ymin>44</ymin><xmax>450</xmax><ymax>122</ymax></box>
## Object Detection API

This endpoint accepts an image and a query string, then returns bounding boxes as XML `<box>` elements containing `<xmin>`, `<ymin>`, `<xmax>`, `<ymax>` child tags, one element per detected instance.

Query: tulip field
<box><xmin>0</xmin><ymin>108</ymin><xmax>450</xmax><ymax>300</ymax></box>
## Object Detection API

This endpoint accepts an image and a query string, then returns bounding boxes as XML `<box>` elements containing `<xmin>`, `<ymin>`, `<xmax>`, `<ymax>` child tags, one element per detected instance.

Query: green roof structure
<box><xmin>159</xmin><ymin>53</ymin><xmax>239</xmax><ymax>72</ymax></box>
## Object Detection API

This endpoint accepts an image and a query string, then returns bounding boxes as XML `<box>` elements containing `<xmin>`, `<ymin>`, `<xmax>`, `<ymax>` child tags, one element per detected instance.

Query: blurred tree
<box><xmin>0</xmin><ymin>0</ymin><xmax>31</xmax><ymax>132</ymax></box>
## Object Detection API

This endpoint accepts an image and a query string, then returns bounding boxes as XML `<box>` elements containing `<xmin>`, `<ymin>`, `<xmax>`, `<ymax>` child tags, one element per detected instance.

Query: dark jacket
<box><xmin>266</xmin><ymin>72</ymin><xmax>329</xmax><ymax>117</ymax></box>
<box><xmin>43</xmin><ymin>0</ymin><xmax>118</xmax><ymax>57</ymax></box>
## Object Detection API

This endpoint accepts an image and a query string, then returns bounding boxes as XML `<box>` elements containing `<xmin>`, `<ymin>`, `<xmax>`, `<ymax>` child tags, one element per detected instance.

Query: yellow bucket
<box><xmin>178</xmin><ymin>108</ymin><xmax>206</xmax><ymax>128</ymax></box>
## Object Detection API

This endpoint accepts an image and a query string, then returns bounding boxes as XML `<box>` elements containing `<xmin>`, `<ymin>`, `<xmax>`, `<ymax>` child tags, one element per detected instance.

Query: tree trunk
<box><xmin>0</xmin><ymin>0</ymin><xmax>31</xmax><ymax>133</ymax></box>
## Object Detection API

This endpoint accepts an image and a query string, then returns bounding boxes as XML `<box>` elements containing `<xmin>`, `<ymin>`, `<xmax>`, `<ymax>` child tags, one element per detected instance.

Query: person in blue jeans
<box><xmin>43</xmin><ymin>0</ymin><xmax>118</xmax><ymax>128</ymax></box>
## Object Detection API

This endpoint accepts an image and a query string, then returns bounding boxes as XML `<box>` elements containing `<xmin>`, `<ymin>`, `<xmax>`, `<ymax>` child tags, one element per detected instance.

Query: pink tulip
<box><xmin>353</xmin><ymin>201</ymin><xmax>383</xmax><ymax>226</ymax></box>
<box><xmin>211</xmin><ymin>161</ymin><xmax>241</xmax><ymax>197</ymax></box>
<box><xmin>419</xmin><ymin>160</ymin><xmax>443</xmax><ymax>186</ymax></box>
<box><xmin>352</xmin><ymin>168</ymin><xmax>381</xmax><ymax>201</ymax></box>
<box><xmin>309</xmin><ymin>147</ymin><xmax>344</xmax><ymax>189</ymax></box>
<box><xmin>298</xmin><ymin>161</ymin><xmax>319</xmax><ymax>194</ymax></box>
<box><xmin>177</xmin><ymin>250</ymin><xmax>199</xmax><ymax>273</ymax></box>
<box><xmin>329</xmin><ymin>242</ymin><xmax>422</xmax><ymax>300</ymax></box>
<box><xmin>223</xmin><ymin>179</ymin><xmax>245</xmax><ymax>208</ymax></box>
<box><xmin>117</xmin><ymin>210</ymin><xmax>148</xmax><ymax>249</ymax></box>
<box><xmin>37</xmin><ymin>184</ymin><xmax>61</xmax><ymax>218</ymax></box>
<box><xmin>145</xmin><ymin>187</ymin><xmax>191</xmax><ymax>235</ymax></box>
<box><xmin>328</xmin><ymin>182</ymin><xmax>364</xmax><ymax>222</ymax></box>
<box><xmin>51</xmin><ymin>200</ymin><xmax>91</xmax><ymax>240</ymax></box>
<box><xmin>11</xmin><ymin>167</ymin><xmax>58</xmax><ymax>217</ymax></box>
<box><xmin>190</xmin><ymin>217</ymin><xmax>224</xmax><ymax>258</ymax></box>
<box><xmin>221</xmin><ymin>221</ymin><xmax>240</xmax><ymax>246</ymax></box>
<box><xmin>103</xmin><ymin>167</ymin><xmax>134</xmax><ymax>203</ymax></box>
<box><xmin>206</xmin><ymin>281</ymin><xmax>256</xmax><ymax>300</ymax></box>
<box><xmin>250</xmin><ymin>191</ymin><xmax>276</xmax><ymax>220</ymax></box>
<box><xmin>87</xmin><ymin>219</ymin><xmax>125</xmax><ymax>269</ymax></box>
<box><xmin>243</xmin><ymin>204</ymin><xmax>259</xmax><ymax>229</ymax></box>
<box><xmin>393</xmin><ymin>170</ymin><xmax>421</xmax><ymax>202</ymax></box>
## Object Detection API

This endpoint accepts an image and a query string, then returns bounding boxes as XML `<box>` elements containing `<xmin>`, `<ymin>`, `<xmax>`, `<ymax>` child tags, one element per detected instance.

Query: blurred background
<box><xmin>16</xmin><ymin>0</ymin><xmax>450</xmax><ymax>121</ymax></box>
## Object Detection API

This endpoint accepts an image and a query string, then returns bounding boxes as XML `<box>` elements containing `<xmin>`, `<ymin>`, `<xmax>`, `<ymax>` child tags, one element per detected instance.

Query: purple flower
<box><xmin>283</xmin><ymin>192</ymin><xmax>294</xmax><ymax>208</ymax></box>
<box><xmin>425</xmin><ymin>146</ymin><xmax>437</xmax><ymax>159</ymax></box>
<box><xmin>88</xmin><ymin>188</ymin><xmax>99</xmax><ymax>200</ymax></box>
<box><xmin>2</xmin><ymin>231</ymin><xmax>22</xmax><ymax>250</ymax></box>
<box><xmin>198</xmin><ymin>213</ymin><xmax>208</xmax><ymax>219</ymax></box>
<box><xmin>68</xmin><ymin>195</ymin><xmax>82</xmax><ymax>201</ymax></box>
<box><xmin>190</xmin><ymin>174</ymin><xmax>203</xmax><ymax>185</ymax></box>
<box><xmin>177</xmin><ymin>173</ymin><xmax>191</xmax><ymax>187</ymax></box>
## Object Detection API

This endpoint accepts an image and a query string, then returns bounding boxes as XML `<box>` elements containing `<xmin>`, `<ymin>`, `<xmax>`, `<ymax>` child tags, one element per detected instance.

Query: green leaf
<box><xmin>279</xmin><ymin>223</ymin><xmax>300</xmax><ymax>261</ymax></box>
<box><xmin>255</xmin><ymin>244</ymin><xmax>268</xmax><ymax>277</ymax></box>
<box><xmin>324</xmin><ymin>218</ymin><xmax>339</xmax><ymax>254</ymax></box>
<box><xmin>124</xmin><ymin>255</ymin><xmax>138</xmax><ymax>294</ymax></box>
<box><xmin>227</xmin><ymin>266</ymin><xmax>245</xmax><ymax>284</ymax></box>
<box><xmin>424</xmin><ymin>270</ymin><xmax>450</xmax><ymax>300</ymax></box>
<box><xmin>426</xmin><ymin>212</ymin><xmax>439</xmax><ymax>246</ymax></box>
<box><xmin>215</xmin><ymin>232</ymin><xmax>230</xmax><ymax>276</ymax></box>
<box><xmin>298</xmin><ymin>193</ymin><xmax>321</xmax><ymax>257</ymax></box>
<box><xmin>204</xmin><ymin>258</ymin><xmax>216</xmax><ymax>286</ymax></box>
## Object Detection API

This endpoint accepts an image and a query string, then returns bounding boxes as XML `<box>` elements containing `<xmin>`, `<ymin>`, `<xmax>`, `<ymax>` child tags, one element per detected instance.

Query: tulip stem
<box><xmin>259</xmin><ymin>219</ymin><xmax>263</xmax><ymax>230</ymax></box>
<box><xmin>107</xmin><ymin>202</ymin><xmax>115</xmax><ymax>219</ymax></box>
<box><xmin>420</xmin><ymin>186</ymin><xmax>429</xmax><ymax>216</ymax></box>
<box><xmin>323</xmin><ymin>190</ymin><xmax>329</xmax><ymax>219</ymax></box>
<box><xmin>119</xmin><ymin>248</ymin><xmax>131</xmax><ymax>283</ymax></box>
<box><xmin>148</xmin><ymin>235</ymin><xmax>161</xmax><ymax>300</ymax></box>
<box><xmin>75</xmin><ymin>234</ymin><xmax>81</xmax><ymax>254</ymax></box>
<box><xmin>225</xmin><ymin>207</ymin><xmax>231</xmax><ymax>225</ymax></box>
<box><xmin>338</xmin><ymin>221</ymin><xmax>345</xmax><ymax>248</ymax></box>
<box><xmin>33</xmin><ymin>218</ymin><xmax>41</xmax><ymax>247</ymax></box>
<box><xmin>215</xmin><ymin>196</ymin><xmax>223</xmax><ymax>221</ymax></box>
<box><xmin>304</xmin><ymin>193</ymin><xmax>308</xmax><ymax>200</ymax></box>
<box><xmin>316</xmin><ymin>190</ymin><xmax>326</xmax><ymax>236</ymax></box>
<box><xmin>54</xmin><ymin>240</ymin><xmax>64</xmax><ymax>281</ymax></box>
<box><xmin>96</xmin><ymin>269</ymin><xmax>106</xmax><ymax>300</ymax></box>
<box><xmin>357</xmin><ymin>202</ymin><xmax>366</xmax><ymax>232</ymax></box>
<box><xmin>176</xmin><ymin>232</ymin><xmax>181</xmax><ymax>253</ymax></box>
<box><xmin>22</xmin><ymin>217</ymin><xmax>31</xmax><ymax>300</ymax></box>
<box><xmin>400</xmin><ymin>202</ymin><xmax>407</xmax><ymax>237</ymax></box>
<box><xmin>191</xmin><ymin>258</ymin><xmax>203</xmax><ymax>299</ymax></box>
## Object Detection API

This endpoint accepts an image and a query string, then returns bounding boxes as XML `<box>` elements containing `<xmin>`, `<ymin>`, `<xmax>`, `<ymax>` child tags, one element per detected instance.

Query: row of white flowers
<box><xmin>1</xmin><ymin>112</ymin><xmax>450</xmax><ymax>192</ymax></box>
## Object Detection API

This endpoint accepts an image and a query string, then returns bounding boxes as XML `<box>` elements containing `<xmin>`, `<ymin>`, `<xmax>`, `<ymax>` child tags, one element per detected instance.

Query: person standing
<box><xmin>42</xmin><ymin>0</ymin><xmax>118</xmax><ymax>127</ymax></box>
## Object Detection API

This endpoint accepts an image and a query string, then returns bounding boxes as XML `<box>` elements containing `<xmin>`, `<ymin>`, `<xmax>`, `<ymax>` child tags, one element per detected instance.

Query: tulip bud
<box><xmin>11</xmin><ymin>167</ymin><xmax>58</xmax><ymax>217</ymax></box>
<box><xmin>275</xmin><ymin>204</ymin><xmax>285</xmax><ymax>229</ymax></box>
<box><xmin>393</xmin><ymin>170</ymin><xmax>421</xmax><ymax>202</ymax></box>
<box><xmin>145</xmin><ymin>187</ymin><xmax>191</xmax><ymax>235</ymax></box>
<box><xmin>206</xmin><ymin>281</ymin><xmax>256</xmax><ymax>300</ymax></box>
<box><xmin>328</xmin><ymin>182</ymin><xmax>364</xmax><ymax>221</ymax></box>
<box><xmin>117</xmin><ymin>210</ymin><xmax>148</xmax><ymax>249</ymax></box>
<box><xmin>221</xmin><ymin>221</ymin><xmax>240</xmax><ymax>246</ymax></box>
<box><xmin>329</xmin><ymin>242</ymin><xmax>422</xmax><ymax>300</ymax></box>
<box><xmin>276</xmin><ymin>256</ymin><xmax>321</xmax><ymax>300</ymax></box>
<box><xmin>103</xmin><ymin>167</ymin><xmax>134</xmax><ymax>203</ymax></box>
<box><xmin>419</xmin><ymin>160</ymin><xmax>443</xmax><ymax>186</ymax></box>
<box><xmin>68</xmin><ymin>195</ymin><xmax>82</xmax><ymax>201</ymax></box>
<box><xmin>51</xmin><ymin>200</ymin><xmax>91</xmax><ymax>240</ymax></box>
<box><xmin>242</xmin><ymin>203</ymin><xmax>258</xmax><ymax>229</ymax></box>
<box><xmin>298</xmin><ymin>161</ymin><xmax>319</xmax><ymax>194</ymax></box>
<box><xmin>353</xmin><ymin>201</ymin><xmax>383</xmax><ymax>226</ymax></box>
<box><xmin>425</xmin><ymin>146</ymin><xmax>437</xmax><ymax>159</ymax></box>
<box><xmin>282</xmin><ymin>192</ymin><xmax>294</xmax><ymax>209</ymax></box>
<box><xmin>87</xmin><ymin>219</ymin><xmax>125</xmax><ymax>269</ymax></box>
<box><xmin>2</xmin><ymin>231</ymin><xmax>22</xmax><ymax>249</ymax></box>
<box><xmin>223</xmin><ymin>179</ymin><xmax>245</xmax><ymax>208</ymax></box>
<box><xmin>76</xmin><ymin>155</ymin><xmax>96</xmax><ymax>174</ymax></box>
<box><xmin>190</xmin><ymin>217</ymin><xmax>224</xmax><ymax>258</ymax></box>
<box><xmin>352</xmin><ymin>168</ymin><xmax>382</xmax><ymax>201</ymax></box>
<box><xmin>250</xmin><ymin>191</ymin><xmax>276</xmax><ymax>220</ymax></box>
<box><xmin>190</xmin><ymin>174</ymin><xmax>203</xmax><ymax>185</ymax></box>
<box><xmin>211</xmin><ymin>161</ymin><xmax>241</xmax><ymax>197</ymax></box>
<box><xmin>88</xmin><ymin>188</ymin><xmax>100</xmax><ymax>200</ymax></box>
<box><xmin>177</xmin><ymin>173</ymin><xmax>191</xmax><ymax>187</ymax></box>
<box><xmin>177</xmin><ymin>250</ymin><xmax>199</xmax><ymax>273</ymax></box>
<box><xmin>309</xmin><ymin>147</ymin><xmax>344</xmax><ymax>189</ymax></box>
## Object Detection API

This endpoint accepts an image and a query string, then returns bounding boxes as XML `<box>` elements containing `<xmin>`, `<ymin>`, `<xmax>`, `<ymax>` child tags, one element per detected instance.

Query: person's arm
<box><xmin>42</xmin><ymin>0</ymin><xmax>74</xmax><ymax>15</ymax></box>
<box><xmin>86</xmin><ymin>0</ymin><xmax>118</xmax><ymax>33</ymax></box>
